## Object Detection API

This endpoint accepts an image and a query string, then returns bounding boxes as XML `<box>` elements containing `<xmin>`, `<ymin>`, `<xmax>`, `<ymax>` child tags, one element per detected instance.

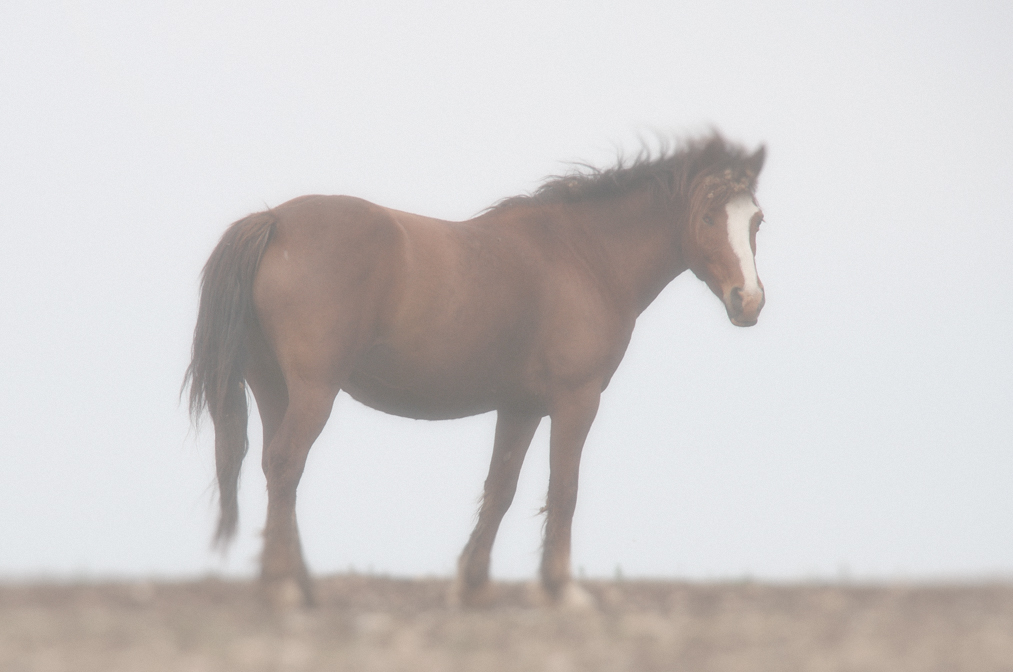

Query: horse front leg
<box><xmin>454</xmin><ymin>409</ymin><xmax>541</xmax><ymax>607</ymax></box>
<box><xmin>260</xmin><ymin>384</ymin><xmax>337</xmax><ymax>609</ymax></box>
<box><xmin>540</xmin><ymin>387</ymin><xmax>600</xmax><ymax>607</ymax></box>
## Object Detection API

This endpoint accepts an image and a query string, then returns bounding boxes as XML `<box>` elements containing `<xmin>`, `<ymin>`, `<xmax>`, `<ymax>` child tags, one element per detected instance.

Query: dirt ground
<box><xmin>3</xmin><ymin>575</ymin><xmax>1012</xmax><ymax>672</ymax></box>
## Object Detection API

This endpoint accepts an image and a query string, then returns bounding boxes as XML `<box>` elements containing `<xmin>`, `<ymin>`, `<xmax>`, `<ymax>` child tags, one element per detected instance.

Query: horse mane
<box><xmin>488</xmin><ymin>132</ymin><xmax>762</xmax><ymax>213</ymax></box>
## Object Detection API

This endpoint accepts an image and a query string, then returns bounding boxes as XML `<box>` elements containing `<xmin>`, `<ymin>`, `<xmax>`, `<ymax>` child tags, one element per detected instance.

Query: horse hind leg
<box><xmin>245</xmin><ymin>326</ymin><xmax>289</xmax><ymax>469</ymax></box>
<box><xmin>259</xmin><ymin>381</ymin><xmax>339</xmax><ymax>609</ymax></box>
<box><xmin>454</xmin><ymin>409</ymin><xmax>541</xmax><ymax>608</ymax></box>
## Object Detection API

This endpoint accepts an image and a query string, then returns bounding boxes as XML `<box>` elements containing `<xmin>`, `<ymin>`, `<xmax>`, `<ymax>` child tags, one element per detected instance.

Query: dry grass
<box><xmin>3</xmin><ymin>575</ymin><xmax>1013</xmax><ymax>671</ymax></box>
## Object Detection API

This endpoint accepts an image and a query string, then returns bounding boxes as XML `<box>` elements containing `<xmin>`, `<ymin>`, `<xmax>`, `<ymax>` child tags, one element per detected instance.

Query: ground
<box><xmin>3</xmin><ymin>575</ymin><xmax>1012</xmax><ymax>671</ymax></box>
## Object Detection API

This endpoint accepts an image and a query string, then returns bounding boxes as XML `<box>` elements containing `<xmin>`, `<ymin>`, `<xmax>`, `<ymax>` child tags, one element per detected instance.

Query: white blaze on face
<box><xmin>724</xmin><ymin>194</ymin><xmax>760</xmax><ymax>294</ymax></box>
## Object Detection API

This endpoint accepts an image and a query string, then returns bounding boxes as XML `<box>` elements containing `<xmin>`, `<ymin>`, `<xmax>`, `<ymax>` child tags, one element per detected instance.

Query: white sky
<box><xmin>1</xmin><ymin>1</ymin><xmax>1011</xmax><ymax>582</ymax></box>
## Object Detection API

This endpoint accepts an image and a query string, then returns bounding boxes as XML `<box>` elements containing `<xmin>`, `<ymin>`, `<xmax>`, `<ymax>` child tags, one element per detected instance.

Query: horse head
<box><xmin>682</xmin><ymin>142</ymin><xmax>767</xmax><ymax>327</ymax></box>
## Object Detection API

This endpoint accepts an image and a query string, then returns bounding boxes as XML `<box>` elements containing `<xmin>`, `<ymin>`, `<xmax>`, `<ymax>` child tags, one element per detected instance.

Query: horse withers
<box><xmin>184</xmin><ymin>133</ymin><xmax>767</xmax><ymax>608</ymax></box>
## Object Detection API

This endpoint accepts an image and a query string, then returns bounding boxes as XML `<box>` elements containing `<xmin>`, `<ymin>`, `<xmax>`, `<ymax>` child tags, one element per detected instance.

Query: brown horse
<box><xmin>184</xmin><ymin>133</ymin><xmax>767</xmax><ymax>608</ymax></box>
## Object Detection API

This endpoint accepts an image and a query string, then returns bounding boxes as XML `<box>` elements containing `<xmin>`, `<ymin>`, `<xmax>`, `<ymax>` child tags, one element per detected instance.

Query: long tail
<box><xmin>183</xmin><ymin>211</ymin><xmax>277</xmax><ymax>548</ymax></box>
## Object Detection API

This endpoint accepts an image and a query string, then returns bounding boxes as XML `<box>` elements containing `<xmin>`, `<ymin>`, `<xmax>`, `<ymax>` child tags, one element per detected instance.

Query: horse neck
<box><xmin>562</xmin><ymin>190</ymin><xmax>688</xmax><ymax>314</ymax></box>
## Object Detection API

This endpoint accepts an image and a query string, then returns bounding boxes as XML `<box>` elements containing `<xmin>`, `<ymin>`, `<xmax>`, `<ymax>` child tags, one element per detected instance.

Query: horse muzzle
<box><xmin>726</xmin><ymin>285</ymin><xmax>765</xmax><ymax>327</ymax></box>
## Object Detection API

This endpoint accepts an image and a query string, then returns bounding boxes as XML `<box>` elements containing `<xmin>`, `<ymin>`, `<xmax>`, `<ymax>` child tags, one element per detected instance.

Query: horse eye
<box><xmin>703</xmin><ymin>215</ymin><xmax>714</xmax><ymax>226</ymax></box>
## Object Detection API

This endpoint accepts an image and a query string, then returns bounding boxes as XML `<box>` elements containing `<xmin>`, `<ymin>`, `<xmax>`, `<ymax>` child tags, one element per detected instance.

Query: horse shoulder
<box><xmin>497</xmin><ymin>241</ymin><xmax>633</xmax><ymax>394</ymax></box>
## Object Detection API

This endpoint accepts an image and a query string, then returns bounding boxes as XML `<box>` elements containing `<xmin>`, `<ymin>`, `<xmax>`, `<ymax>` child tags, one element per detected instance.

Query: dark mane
<box><xmin>489</xmin><ymin>133</ymin><xmax>763</xmax><ymax>213</ymax></box>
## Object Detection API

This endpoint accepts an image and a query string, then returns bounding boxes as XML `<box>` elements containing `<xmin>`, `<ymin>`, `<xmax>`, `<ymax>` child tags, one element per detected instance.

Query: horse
<box><xmin>184</xmin><ymin>133</ymin><xmax>767</xmax><ymax>609</ymax></box>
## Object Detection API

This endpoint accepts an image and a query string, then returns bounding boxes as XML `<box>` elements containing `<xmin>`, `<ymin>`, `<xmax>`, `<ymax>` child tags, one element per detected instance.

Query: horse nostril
<box><xmin>730</xmin><ymin>287</ymin><xmax>744</xmax><ymax>314</ymax></box>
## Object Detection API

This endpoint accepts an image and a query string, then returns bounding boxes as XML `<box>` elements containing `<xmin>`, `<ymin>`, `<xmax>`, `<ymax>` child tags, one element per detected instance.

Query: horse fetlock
<box><xmin>260</xmin><ymin>550</ymin><xmax>315</xmax><ymax>609</ymax></box>
<box><xmin>452</xmin><ymin>552</ymin><xmax>496</xmax><ymax>608</ymax></box>
<box><xmin>457</xmin><ymin>553</ymin><xmax>490</xmax><ymax>587</ymax></box>
<box><xmin>540</xmin><ymin>549</ymin><xmax>572</xmax><ymax>592</ymax></box>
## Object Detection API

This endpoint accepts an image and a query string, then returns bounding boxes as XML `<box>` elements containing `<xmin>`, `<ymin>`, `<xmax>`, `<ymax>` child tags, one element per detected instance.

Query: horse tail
<box><xmin>182</xmin><ymin>211</ymin><xmax>277</xmax><ymax>548</ymax></box>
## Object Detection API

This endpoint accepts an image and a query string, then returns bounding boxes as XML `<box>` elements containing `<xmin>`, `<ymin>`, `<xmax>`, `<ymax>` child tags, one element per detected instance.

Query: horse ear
<box><xmin>747</xmin><ymin>145</ymin><xmax>766</xmax><ymax>176</ymax></box>
<box><xmin>689</xmin><ymin>134</ymin><xmax>729</xmax><ymax>179</ymax></box>
<box><xmin>699</xmin><ymin>135</ymin><xmax>727</xmax><ymax>168</ymax></box>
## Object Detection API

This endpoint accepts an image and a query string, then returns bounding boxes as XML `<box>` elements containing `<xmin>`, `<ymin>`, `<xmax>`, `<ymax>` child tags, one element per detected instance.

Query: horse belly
<box><xmin>343</xmin><ymin>362</ymin><xmax>503</xmax><ymax>420</ymax></box>
<box><xmin>342</xmin><ymin>313</ymin><xmax>545</xmax><ymax>419</ymax></box>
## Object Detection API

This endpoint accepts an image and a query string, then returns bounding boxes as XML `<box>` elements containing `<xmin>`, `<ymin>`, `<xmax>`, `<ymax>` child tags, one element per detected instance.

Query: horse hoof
<box><xmin>262</xmin><ymin>578</ymin><xmax>312</xmax><ymax>611</ymax></box>
<box><xmin>448</xmin><ymin>578</ymin><xmax>497</xmax><ymax>609</ymax></box>
<box><xmin>558</xmin><ymin>582</ymin><xmax>596</xmax><ymax>611</ymax></box>
<box><xmin>526</xmin><ymin>581</ymin><xmax>596</xmax><ymax>611</ymax></box>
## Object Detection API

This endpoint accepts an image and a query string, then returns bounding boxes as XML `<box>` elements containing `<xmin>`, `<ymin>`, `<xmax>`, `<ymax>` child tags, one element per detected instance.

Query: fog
<box><xmin>1</xmin><ymin>1</ymin><xmax>1011</xmax><ymax>582</ymax></box>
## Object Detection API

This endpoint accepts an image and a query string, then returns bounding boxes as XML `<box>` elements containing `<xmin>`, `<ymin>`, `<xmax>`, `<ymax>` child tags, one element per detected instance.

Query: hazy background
<box><xmin>2</xmin><ymin>1</ymin><xmax>1011</xmax><ymax>583</ymax></box>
